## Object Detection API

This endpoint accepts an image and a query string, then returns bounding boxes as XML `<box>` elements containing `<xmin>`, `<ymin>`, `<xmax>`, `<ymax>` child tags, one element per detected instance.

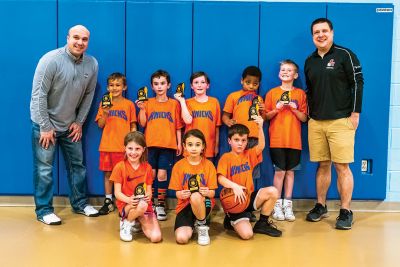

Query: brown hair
<box><xmin>124</xmin><ymin>131</ymin><xmax>147</xmax><ymax>163</ymax></box>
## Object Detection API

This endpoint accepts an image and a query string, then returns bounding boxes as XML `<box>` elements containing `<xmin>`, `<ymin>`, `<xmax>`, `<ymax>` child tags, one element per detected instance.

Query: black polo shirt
<box><xmin>304</xmin><ymin>44</ymin><xmax>364</xmax><ymax>120</ymax></box>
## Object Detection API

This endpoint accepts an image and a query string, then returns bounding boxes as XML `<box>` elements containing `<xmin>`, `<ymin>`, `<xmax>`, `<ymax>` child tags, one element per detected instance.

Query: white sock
<box><xmin>105</xmin><ymin>194</ymin><xmax>112</xmax><ymax>200</ymax></box>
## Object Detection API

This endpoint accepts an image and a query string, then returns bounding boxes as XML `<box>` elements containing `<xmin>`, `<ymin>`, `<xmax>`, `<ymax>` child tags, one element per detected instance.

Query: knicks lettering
<box><xmin>237</xmin><ymin>94</ymin><xmax>255</xmax><ymax>105</ymax></box>
<box><xmin>230</xmin><ymin>162</ymin><xmax>251</xmax><ymax>176</ymax></box>
<box><xmin>182</xmin><ymin>173</ymin><xmax>205</xmax><ymax>186</ymax></box>
<box><xmin>108</xmin><ymin>110</ymin><xmax>127</xmax><ymax>121</ymax></box>
<box><xmin>148</xmin><ymin>111</ymin><xmax>173</xmax><ymax>123</ymax></box>
<box><xmin>192</xmin><ymin>110</ymin><xmax>214</xmax><ymax>121</ymax></box>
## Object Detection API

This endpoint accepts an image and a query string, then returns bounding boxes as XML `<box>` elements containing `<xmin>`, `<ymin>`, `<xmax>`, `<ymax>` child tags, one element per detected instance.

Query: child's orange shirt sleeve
<box><xmin>223</xmin><ymin>93</ymin><xmax>234</xmax><ymax>114</ymax></box>
<box><xmin>109</xmin><ymin>161</ymin><xmax>124</xmax><ymax>184</ymax></box>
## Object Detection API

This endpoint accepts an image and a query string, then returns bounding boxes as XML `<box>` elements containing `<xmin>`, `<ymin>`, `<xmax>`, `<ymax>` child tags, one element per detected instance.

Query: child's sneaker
<box><xmin>272</xmin><ymin>199</ymin><xmax>285</xmax><ymax>221</ymax></box>
<box><xmin>253</xmin><ymin>219</ymin><xmax>282</xmax><ymax>237</ymax></box>
<box><xmin>223</xmin><ymin>215</ymin><xmax>234</xmax><ymax>230</ymax></box>
<box><xmin>197</xmin><ymin>225</ymin><xmax>210</xmax><ymax>245</ymax></box>
<box><xmin>283</xmin><ymin>199</ymin><xmax>295</xmax><ymax>222</ymax></box>
<box><xmin>120</xmin><ymin>219</ymin><xmax>133</xmax><ymax>242</ymax></box>
<box><xmin>155</xmin><ymin>205</ymin><xmax>167</xmax><ymax>221</ymax></box>
<box><xmin>38</xmin><ymin>213</ymin><xmax>62</xmax><ymax>225</ymax></box>
<box><xmin>76</xmin><ymin>205</ymin><xmax>99</xmax><ymax>217</ymax></box>
<box><xmin>98</xmin><ymin>198</ymin><xmax>115</xmax><ymax>215</ymax></box>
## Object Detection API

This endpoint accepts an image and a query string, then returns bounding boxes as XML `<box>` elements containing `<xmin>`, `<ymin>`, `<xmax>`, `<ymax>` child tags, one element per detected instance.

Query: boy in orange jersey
<box><xmin>136</xmin><ymin>70</ymin><xmax>184</xmax><ymax>221</ymax></box>
<box><xmin>265</xmin><ymin>60</ymin><xmax>307</xmax><ymax>222</ymax></box>
<box><xmin>217</xmin><ymin>115</ymin><xmax>282</xmax><ymax>239</ymax></box>
<box><xmin>174</xmin><ymin>71</ymin><xmax>221</xmax><ymax>160</ymax></box>
<box><xmin>222</xmin><ymin>66</ymin><xmax>265</xmax><ymax>221</ymax></box>
<box><xmin>96</xmin><ymin>72</ymin><xmax>137</xmax><ymax>215</ymax></box>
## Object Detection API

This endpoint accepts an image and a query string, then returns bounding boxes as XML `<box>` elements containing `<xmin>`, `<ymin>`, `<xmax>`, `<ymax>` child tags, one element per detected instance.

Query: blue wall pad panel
<box><xmin>0</xmin><ymin>0</ymin><xmax>57</xmax><ymax>194</ymax></box>
<box><xmin>259</xmin><ymin>2</ymin><xmax>326</xmax><ymax>197</ymax></box>
<box><xmin>58</xmin><ymin>0</ymin><xmax>126</xmax><ymax>195</ymax></box>
<box><xmin>327</xmin><ymin>3</ymin><xmax>393</xmax><ymax>200</ymax></box>
<box><xmin>126</xmin><ymin>1</ymin><xmax>193</xmax><ymax>100</ymax></box>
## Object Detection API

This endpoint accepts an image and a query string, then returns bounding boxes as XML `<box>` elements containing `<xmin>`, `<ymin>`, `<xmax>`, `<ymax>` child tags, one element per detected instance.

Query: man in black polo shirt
<box><xmin>304</xmin><ymin>18</ymin><xmax>364</xmax><ymax>230</ymax></box>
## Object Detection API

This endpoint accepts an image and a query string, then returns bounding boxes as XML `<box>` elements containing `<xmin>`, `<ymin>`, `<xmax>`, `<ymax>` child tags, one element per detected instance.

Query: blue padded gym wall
<box><xmin>0</xmin><ymin>0</ymin><xmax>57</xmax><ymax>194</ymax></box>
<box><xmin>327</xmin><ymin>3</ymin><xmax>393</xmax><ymax>199</ymax></box>
<box><xmin>57</xmin><ymin>0</ymin><xmax>126</xmax><ymax>195</ymax></box>
<box><xmin>1</xmin><ymin>1</ymin><xmax>393</xmax><ymax>201</ymax></box>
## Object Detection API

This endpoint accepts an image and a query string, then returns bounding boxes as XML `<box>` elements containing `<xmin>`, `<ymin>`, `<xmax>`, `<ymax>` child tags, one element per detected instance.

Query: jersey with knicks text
<box><xmin>169</xmin><ymin>157</ymin><xmax>218</xmax><ymax>214</ymax></box>
<box><xmin>144</xmin><ymin>98</ymin><xmax>184</xmax><ymax>149</ymax></box>
<box><xmin>223</xmin><ymin>90</ymin><xmax>262</xmax><ymax>138</ymax></box>
<box><xmin>109</xmin><ymin>160</ymin><xmax>153</xmax><ymax>214</ymax></box>
<box><xmin>185</xmin><ymin>97</ymin><xmax>221</xmax><ymax>158</ymax></box>
<box><xmin>217</xmin><ymin>147</ymin><xmax>262</xmax><ymax>193</ymax></box>
<box><xmin>95</xmin><ymin>98</ymin><xmax>137</xmax><ymax>152</ymax></box>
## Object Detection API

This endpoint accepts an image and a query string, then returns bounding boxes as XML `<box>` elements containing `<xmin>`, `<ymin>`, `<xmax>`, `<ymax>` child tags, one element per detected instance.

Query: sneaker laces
<box><xmin>309</xmin><ymin>204</ymin><xmax>324</xmax><ymax>214</ymax></box>
<box><xmin>336</xmin><ymin>211</ymin><xmax>349</xmax><ymax>221</ymax></box>
<box><xmin>198</xmin><ymin>226</ymin><xmax>209</xmax><ymax>237</ymax></box>
<box><xmin>266</xmin><ymin>219</ymin><xmax>278</xmax><ymax>229</ymax></box>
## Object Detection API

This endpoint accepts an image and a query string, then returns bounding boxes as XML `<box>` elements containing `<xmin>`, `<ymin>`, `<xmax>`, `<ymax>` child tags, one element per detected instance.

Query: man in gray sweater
<box><xmin>30</xmin><ymin>25</ymin><xmax>99</xmax><ymax>225</ymax></box>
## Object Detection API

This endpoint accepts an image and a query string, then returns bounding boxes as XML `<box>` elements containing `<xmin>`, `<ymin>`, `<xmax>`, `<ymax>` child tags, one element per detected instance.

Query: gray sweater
<box><xmin>30</xmin><ymin>45</ymin><xmax>98</xmax><ymax>132</ymax></box>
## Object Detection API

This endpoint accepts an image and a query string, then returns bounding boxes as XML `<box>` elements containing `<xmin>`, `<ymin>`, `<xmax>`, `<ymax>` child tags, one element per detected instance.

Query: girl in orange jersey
<box><xmin>169</xmin><ymin>129</ymin><xmax>218</xmax><ymax>245</ymax></box>
<box><xmin>110</xmin><ymin>131</ymin><xmax>162</xmax><ymax>243</ymax></box>
<box><xmin>174</xmin><ymin>71</ymin><xmax>221</xmax><ymax>160</ymax></box>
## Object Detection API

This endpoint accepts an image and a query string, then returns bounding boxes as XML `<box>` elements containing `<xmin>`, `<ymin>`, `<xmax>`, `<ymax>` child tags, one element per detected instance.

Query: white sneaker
<box><xmin>39</xmin><ymin>213</ymin><xmax>62</xmax><ymax>225</ymax></box>
<box><xmin>155</xmin><ymin>205</ymin><xmax>167</xmax><ymax>221</ymax></box>
<box><xmin>77</xmin><ymin>205</ymin><xmax>99</xmax><ymax>217</ymax></box>
<box><xmin>120</xmin><ymin>219</ymin><xmax>133</xmax><ymax>242</ymax></box>
<box><xmin>131</xmin><ymin>220</ymin><xmax>142</xmax><ymax>233</ymax></box>
<box><xmin>197</xmin><ymin>225</ymin><xmax>210</xmax><ymax>246</ymax></box>
<box><xmin>272</xmin><ymin>199</ymin><xmax>285</xmax><ymax>221</ymax></box>
<box><xmin>283</xmin><ymin>199</ymin><xmax>296</xmax><ymax>222</ymax></box>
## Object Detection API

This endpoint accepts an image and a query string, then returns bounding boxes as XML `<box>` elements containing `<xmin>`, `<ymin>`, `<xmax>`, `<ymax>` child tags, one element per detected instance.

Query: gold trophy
<box><xmin>248</xmin><ymin>96</ymin><xmax>262</xmax><ymax>121</ymax></box>
<box><xmin>188</xmin><ymin>174</ymin><xmax>201</xmax><ymax>193</ymax></box>
<box><xmin>280</xmin><ymin>91</ymin><xmax>291</xmax><ymax>105</ymax></box>
<box><xmin>134</xmin><ymin>182</ymin><xmax>146</xmax><ymax>199</ymax></box>
<box><xmin>137</xmin><ymin>86</ymin><xmax>148</xmax><ymax>101</ymax></box>
<box><xmin>176</xmin><ymin>82</ymin><xmax>185</xmax><ymax>96</ymax></box>
<box><xmin>101</xmin><ymin>92</ymin><xmax>112</xmax><ymax>108</ymax></box>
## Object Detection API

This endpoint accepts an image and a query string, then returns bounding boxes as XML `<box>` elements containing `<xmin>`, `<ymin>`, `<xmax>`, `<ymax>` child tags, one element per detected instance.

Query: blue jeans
<box><xmin>32</xmin><ymin>122</ymin><xmax>88</xmax><ymax>218</ymax></box>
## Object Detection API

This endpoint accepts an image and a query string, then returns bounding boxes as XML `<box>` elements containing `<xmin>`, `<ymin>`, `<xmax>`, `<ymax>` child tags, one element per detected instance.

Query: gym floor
<box><xmin>1</xmin><ymin>206</ymin><xmax>399</xmax><ymax>267</ymax></box>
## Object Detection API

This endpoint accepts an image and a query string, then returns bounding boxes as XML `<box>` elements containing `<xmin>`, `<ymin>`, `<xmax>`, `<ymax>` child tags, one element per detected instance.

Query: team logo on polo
<box><xmin>326</xmin><ymin>59</ymin><xmax>335</xmax><ymax>69</ymax></box>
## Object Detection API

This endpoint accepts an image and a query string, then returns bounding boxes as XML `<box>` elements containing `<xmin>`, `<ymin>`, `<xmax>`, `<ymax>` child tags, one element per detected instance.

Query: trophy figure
<box><xmin>176</xmin><ymin>82</ymin><xmax>185</xmax><ymax>96</ymax></box>
<box><xmin>280</xmin><ymin>91</ymin><xmax>291</xmax><ymax>105</ymax></box>
<box><xmin>248</xmin><ymin>96</ymin><xmax>262</xmax><ymax>121</ymax></box>
<box><xmin>134</xmin><ymin>182</ymin><xmax>146</xmax><ymax>199</ymax></box>
<box><xmin>137</xmin><ymin>86</ymin><xmax>148</xmax><ymax>101</ymax></box>
<box><xmin>188</xmin><ymin>174</ymin><xmax>201</xmax><ymax>193</ymax></box>
<box><xmin>101</xmin><ymin>92</ymin><xmax>112</xmax><ymax>108</ymax></box>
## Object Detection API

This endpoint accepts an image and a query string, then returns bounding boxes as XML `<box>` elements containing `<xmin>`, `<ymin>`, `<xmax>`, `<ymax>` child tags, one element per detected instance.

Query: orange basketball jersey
<box><xmin>169</xmin><ymin>157</ymin><xmax>218</xmax><ymax>214</ymax></box>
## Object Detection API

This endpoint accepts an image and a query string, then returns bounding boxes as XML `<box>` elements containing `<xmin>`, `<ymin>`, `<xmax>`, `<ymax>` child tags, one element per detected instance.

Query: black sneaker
<box><xmin>253</xmin><ymin>219</ymin><xmax>282</xmax><ymax>237</ymax></box>
<box><xmin>306</xmin><ymin>203</ymin><xmax>328</xmax><ymax>222</ymax></box>
<box><xmin>223</xmin><ymin>215</ymin><xmax>234</xmax><ymax>230</ymax></box>
<box><xmin>98</xmin><ymin>198</ymin><xmax>115</xmax><ymax>215</ymax></box>
<box><xmin>335</xmin><ymin>209</ymin><xmax>353</xmax><ymax>230</ymax></box>
<box><xmin>250</xmin><ymin>212</ymin><xmax>257</xmax><ymax>222</ymax></box>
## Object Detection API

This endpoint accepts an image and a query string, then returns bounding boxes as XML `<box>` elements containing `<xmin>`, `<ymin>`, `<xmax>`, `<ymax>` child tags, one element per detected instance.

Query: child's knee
<box><xmin>137</xmin><ymin>200</ymin><xmax>148</xmax><ymax>213</ymax></box>
<box><xmin>238</xmin><ymin>229</ymin><xmax>253</xmax><ymax>240</ymax></box>
<box><xmin>175</xmin><ymin>232</ymin><xmax>190</xmax><ymax>244</ymax></box>
<box><xmin>157</xmin><ymin>170</ymin><xmax>167</xmax><ymax>181</ymax></box>
<box><xmin>189</xmin><ymin>192</ymin><xmax>203</xmax><ymax>206</ymax></box>
<box><xmin>149</xmin><ymin>231</ymin><xmax>162</xmax><ymax>243</ymax></box>
<box><xmin>262</xmin><ymin>186</ymin><xmax>279</xmax><ymax>200</ymax></box>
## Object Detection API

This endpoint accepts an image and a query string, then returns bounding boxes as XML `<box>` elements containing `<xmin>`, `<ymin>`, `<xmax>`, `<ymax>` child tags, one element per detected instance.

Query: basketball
<box><xmin>220</xmin><ymin>187</ymin><xmax>250</xmax><ymax>214</ymax></box>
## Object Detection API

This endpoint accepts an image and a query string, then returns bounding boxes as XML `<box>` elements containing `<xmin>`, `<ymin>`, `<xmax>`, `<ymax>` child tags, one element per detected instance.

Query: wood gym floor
<box><xmin>1</xmin><ymin>202</ymin><xmax>400</xmax><ymax>267</ymax></box>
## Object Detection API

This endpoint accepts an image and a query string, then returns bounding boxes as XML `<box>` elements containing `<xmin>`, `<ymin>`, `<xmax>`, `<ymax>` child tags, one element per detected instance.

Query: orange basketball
<box><xmin>220</xmin><ymin>187</ymin><xmax>250</xmax><ymax>214</ymax></box>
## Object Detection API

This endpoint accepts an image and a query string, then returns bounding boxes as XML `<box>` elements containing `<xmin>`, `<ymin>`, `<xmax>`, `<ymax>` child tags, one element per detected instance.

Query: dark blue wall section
<box><xmin>0</xmin><ymin>0</ymin><xmax>57</xmax><ymax>194</ymax></box>
<box><xmin>193</xmin><ymin>1</ymin><xmax>260</xmax><ymax>164</ymax></box>
<box><xmin>57</xmin><ymin>0</ymin><xmax>126</xmax><ymax>195</ymax></box>
<box><xmin>126</xmin><ymin>0</ymin><xmax>193</xmax><ymax>100</ymax></box>
<box><xmin>0</xmin><ymin>1</ymin><xmax>393</xmax><ymax>200</ymax></box>
<box><xmin>327</xmin><ymin>3</ymin><xmax>393</xmax><ymax>199</ymax></box>
<box><xmin>259</xmin><ymin>2</ymin><xmax>326</xmax><ymax>197</ymax></box>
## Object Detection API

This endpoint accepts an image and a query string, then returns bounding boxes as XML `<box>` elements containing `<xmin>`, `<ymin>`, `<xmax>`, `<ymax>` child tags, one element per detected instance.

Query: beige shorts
<box><xmin>308</xmin><ymin>118</ymin><xmax>355</xmax><ymax>163</ymax></box>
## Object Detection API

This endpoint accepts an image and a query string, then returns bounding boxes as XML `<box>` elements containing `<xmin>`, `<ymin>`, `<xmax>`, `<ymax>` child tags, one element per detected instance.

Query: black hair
<box><xmin>228</xmin><ymin>124</ymin><xmax>250</xmax><ymax>139</ymax></box>
<box><xmin>242</xmin><ymin>66</ymin><xmax>262</xmax><ymax>81</ymax></box>
<box><xmin>310</xmin><ymin>18</ymin><xmax>333</xmax><ymax>34</ymax></box>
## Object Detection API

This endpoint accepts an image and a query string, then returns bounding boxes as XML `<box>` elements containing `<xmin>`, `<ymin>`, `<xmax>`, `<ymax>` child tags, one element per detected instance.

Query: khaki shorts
<box><xmin>308</xmin><ymin>118</ymin><xmax>355</xmax><ymax>163</ymax></box>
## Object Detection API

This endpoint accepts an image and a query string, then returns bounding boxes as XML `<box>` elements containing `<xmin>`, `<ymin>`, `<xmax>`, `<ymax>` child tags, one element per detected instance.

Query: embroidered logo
<box><xmin>326</xmin><ymin>59</ymin><xmax>335</xmax><ymax>69</ymax></box>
